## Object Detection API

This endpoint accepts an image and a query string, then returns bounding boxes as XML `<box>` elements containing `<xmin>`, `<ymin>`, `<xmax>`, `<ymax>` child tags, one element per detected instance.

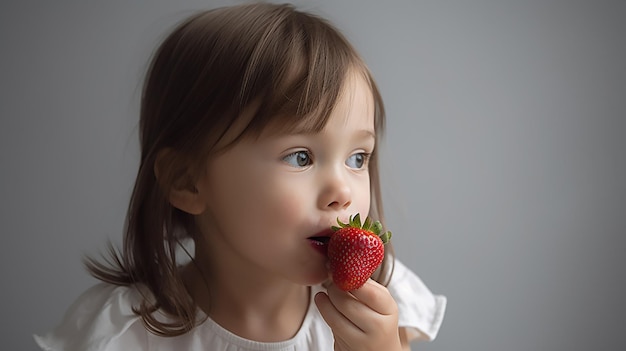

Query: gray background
<box><xmin>1</xmin><ymin>1</ymin><xmax>624</xmax><ymax>350</ymax></box>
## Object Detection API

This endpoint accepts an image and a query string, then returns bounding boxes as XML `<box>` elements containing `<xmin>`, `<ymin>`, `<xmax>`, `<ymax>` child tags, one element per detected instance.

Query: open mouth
<box><xmin>308</xmin><ymin>233</ymin><xmax>331</xmax><ymax>256</ymax></box>
<box><xmin>309</xmin><ymin>236</ymin><xmax>330</xmax><ymax>245</ymax></box>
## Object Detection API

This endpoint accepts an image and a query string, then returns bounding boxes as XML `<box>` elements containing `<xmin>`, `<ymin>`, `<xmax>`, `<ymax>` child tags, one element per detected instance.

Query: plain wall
<box><xmin>1</xmin><ymin>1</ymin><xmax>624</xmax><ymax>350</ymax></box>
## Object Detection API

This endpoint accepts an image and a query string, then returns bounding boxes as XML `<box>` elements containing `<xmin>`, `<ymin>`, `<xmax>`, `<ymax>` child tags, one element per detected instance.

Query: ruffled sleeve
<box><xmin>34</xmin><ymin>283</ymin><xmax>148</xmax><ymax>351</ymax></box>
<box><xmin>388</xmin><ymin>259</ymin><xmax>447</xmax><ymax>342</ymax></box>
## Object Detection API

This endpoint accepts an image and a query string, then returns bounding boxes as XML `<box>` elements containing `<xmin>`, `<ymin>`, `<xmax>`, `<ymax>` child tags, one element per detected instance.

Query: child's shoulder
<box><xmin>34</xmin><ymin>283</ymin><xmax>148</xmax><ymax>351</ymax></box>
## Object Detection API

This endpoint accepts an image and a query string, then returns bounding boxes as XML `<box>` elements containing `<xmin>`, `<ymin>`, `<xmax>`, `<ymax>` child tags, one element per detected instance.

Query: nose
<box><xmin>317</xmin><ymin>169</ymin><xmax>352</xmax><ymax>211</ymax></box>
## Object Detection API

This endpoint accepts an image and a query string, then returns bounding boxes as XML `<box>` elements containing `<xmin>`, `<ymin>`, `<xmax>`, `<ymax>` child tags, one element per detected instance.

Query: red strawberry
<box><xmin>327</xmin><ymin>214</ymin><xmax>392</xmax><ymax>291</ymax></box>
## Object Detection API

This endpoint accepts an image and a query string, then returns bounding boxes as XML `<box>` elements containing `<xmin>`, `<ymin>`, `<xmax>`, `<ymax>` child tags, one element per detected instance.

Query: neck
<box><xmin>183</xmin><ymin>239</ymin><xmax>310</xmax><ymax>342</ymax></box>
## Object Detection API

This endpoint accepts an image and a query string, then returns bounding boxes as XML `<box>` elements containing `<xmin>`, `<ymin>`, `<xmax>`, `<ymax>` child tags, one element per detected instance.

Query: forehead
<box><xmin>263</xmin><ymin>69</ymin><xmax>376</xmax><ymax>138</ymax></box>
<box><xmin>328</xmin><ymin>70</ymin><xmax>375</xmax><ymax>129</ymax></box>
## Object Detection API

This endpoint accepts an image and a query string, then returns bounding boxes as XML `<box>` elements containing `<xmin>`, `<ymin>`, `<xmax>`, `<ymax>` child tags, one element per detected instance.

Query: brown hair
<box><xmin>85</xmin><ymin>2</ymin><xmax>394</xmax><ymax>336</ymax></box>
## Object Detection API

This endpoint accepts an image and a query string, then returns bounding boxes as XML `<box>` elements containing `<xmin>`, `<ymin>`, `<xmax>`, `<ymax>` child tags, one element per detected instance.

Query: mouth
<box><xmin>308</xmin><ymin>229</ymin><xmax>334</xmax><ymax>256</ymax></box>
<box><xmin>308</xmin><ymin>236</ymin><xmax>331</xmax><ymax>245</ymax></box>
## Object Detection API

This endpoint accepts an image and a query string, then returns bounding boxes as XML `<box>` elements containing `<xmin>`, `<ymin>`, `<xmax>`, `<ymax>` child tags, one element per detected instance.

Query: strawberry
<box><xmin>327</xmin><ymin>213</ymin><xmax>392</xmax><ymax>291</ymax></box>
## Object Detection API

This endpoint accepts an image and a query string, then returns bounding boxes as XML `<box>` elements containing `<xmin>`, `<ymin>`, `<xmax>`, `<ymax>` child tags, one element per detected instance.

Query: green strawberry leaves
<box><xmin>331</xmin><ymin>213</ymin><xmax>392</xmax><ymax>244</ymax></box>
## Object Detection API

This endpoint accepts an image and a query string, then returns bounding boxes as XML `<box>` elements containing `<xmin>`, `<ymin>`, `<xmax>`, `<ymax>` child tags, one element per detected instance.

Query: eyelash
<box><xmin>347</xmin><ymin>152</ymin><xmax>372</xmax><ymax>169</ymax></box>
<box><xmin>282</xmin><ymin>151</ymin><xmax>372</xmax><ymax>169</ymax></box>
<box><xmin>283</xmin><ymin>150</ymin><xmax>313</xmax><ymax>168</ymax></box>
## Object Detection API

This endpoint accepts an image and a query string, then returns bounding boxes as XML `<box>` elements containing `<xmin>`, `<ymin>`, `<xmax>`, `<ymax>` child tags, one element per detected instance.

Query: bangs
<box><xmin>256</xmin><ymin>64</ymin><xmax>381</xmax><ymax>137</ymax></box>
<box><xmin>216</xmin><ymin>5</ymin><xmax>384</xmax><ymax>144</ymax></box>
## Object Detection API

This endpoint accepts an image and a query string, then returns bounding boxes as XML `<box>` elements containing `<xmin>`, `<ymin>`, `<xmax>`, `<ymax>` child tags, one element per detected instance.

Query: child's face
<box><xmin>194</xmin><ymin>72</ymin><xmax>375</xmax><ymax>286</ymax></box>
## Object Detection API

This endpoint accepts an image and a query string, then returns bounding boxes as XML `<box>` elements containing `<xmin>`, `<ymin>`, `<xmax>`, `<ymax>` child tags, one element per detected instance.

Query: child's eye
<box><xmin>283</xmin><ymin>151</ymin><xmax>313</xmax><ymax>168</ymax></box>
<box><xmin>345</xmin><ymin>152</ymin><xmax>370</xmax><ymax>169</ymax></box>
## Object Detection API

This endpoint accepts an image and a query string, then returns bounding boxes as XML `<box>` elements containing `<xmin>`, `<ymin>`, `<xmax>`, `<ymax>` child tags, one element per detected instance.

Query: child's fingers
<box><xmin>316</xmin><ymin>284</ymin><xmax>401</xmax><ymax>350</ymax></box>
<box><xmin>314</xmin><ymin>291</ymin><xmax>363</xmax><ymax>335</ymax></box>
<box><xmin>349</xmin><ymin>279</ymin><xmax>398</xmax><ymax>316</ymax></box>
<box><xmin>322</xmin><ymin>281</ymin><xmax>395</xmax><ymax>335</ymax></box>
<box><xmin>326</xmin><ymin>284</ymin><xmax>377</xmax><ymax>328</ymax></box>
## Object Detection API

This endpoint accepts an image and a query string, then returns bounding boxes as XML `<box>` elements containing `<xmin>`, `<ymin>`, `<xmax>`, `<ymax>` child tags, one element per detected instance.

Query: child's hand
<box><xmin>314</xmin><ymin>279</ymin><xmax>404</xmax><ymax>351</ymax></box>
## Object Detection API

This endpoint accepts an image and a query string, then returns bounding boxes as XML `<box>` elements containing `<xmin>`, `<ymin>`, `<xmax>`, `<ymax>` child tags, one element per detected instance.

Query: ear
<box><xmin>154</xmin><ymin>148</ymin><xmax>206</xmax><ymax>215</ymax></box>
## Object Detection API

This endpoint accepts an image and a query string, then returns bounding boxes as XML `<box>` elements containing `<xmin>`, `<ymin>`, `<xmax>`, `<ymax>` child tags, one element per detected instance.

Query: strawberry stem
<box><xmin>332</xmin><ymin>213</ymin><xmax>392</xmax><ymax>245</ymax></box>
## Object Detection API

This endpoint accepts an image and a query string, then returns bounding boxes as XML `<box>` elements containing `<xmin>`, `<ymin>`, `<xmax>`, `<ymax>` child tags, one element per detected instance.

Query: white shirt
<box><xmin>35</xmin><ymin>259</ymin><xmax>446</xmax><ymax>350</ymax></box>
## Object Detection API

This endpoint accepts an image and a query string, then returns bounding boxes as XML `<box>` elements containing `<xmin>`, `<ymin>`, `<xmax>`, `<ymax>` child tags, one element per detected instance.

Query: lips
<box><xmin>309</xmin><ymin>236</ymin><xmax>331</xmax><ymax>245</ymax></box>
<box><xmin>308</xmin><ymin>229</ymin><xmax>334</xmax><ymax>256</ymax></box>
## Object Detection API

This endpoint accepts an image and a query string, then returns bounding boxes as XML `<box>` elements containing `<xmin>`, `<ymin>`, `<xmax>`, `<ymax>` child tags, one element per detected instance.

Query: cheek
<box><xmin>354</xmin><ymin>179</ymin><xmax>371</xmax><ymax>218</ymax></box>
<box><xmin>206</xmin><ymin>164</ymin><xmax>307</xmax><ymax>233</ymax></box>
<box><xmin>245</xmin><ymin>177</ymin><xmax>308</xmax><ymax>225</ymax></box>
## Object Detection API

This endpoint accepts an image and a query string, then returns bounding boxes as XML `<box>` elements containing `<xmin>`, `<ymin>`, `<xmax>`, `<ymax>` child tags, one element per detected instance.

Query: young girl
<box><xmin>35</xmin><ymin>3</ymin><xmax>445</xmax><ymax>350</ymax></box>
